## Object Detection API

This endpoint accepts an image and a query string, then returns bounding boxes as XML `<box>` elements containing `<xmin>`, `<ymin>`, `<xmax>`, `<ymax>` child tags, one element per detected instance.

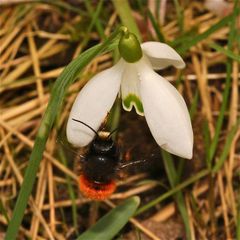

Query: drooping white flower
<box><xmin>66</xmin><ymin>33</ymin><xmax>193</xmax><ymax>159</ymax></box>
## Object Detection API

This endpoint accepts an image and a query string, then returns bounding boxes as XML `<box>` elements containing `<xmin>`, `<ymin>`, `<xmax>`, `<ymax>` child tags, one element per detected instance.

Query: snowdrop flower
<box><xmin>67</xmin><ymin>31</ymin><xmax>193</xmax><ymax>159</ymax></box>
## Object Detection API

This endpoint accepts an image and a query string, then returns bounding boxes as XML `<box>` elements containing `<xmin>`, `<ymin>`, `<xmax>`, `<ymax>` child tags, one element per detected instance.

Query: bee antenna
<box><xmin>72</xmin><ymin>118</ymin><xmax>99</xmax><ymax>137</ymax></box>
<box><xmin>107</xmin><ymin>128</ymin><xmax>119</xmax><ymax>139</ymax></box>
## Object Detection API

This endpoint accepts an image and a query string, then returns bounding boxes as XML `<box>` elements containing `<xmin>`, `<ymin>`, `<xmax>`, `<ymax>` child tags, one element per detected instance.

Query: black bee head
<box><xmin>91</xmin><ymin>137</ymin><xmax>117</xmax><ymax>155</ymax></box>
<box><xmin>71</xmin><ymin>118</ymin><xmax>119</xmax><ymax>157</ymax></box>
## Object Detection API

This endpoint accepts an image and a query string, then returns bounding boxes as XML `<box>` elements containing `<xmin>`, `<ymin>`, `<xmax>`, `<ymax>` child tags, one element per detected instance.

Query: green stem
<box><xmin>135</xmin><ymin>168</ymin><xmax>210</xmax><ymax>215</ymax></box>
<box><xmin>112</xmin><ymin>0</ymin><xmax>142</xmax><ymax>41</ymax></box>
<box><xmin>176</xmin><ymin>7</ymin><xmax>240</xmax><ymax>55</ymax></box>
<box><xmin>173</xmin><ymin>0</ymin><xmax>184</xmax><ymax>32</ymax></box>
<box><xmin>58</xmin><ymin>147</ymin><xmax>78</xmax><ymax>234</ymax></box>
<box><xmin>84</xmin><ymin>0</ymin><xmax>106</xmax><ymax>40</ymax></box>
<box><xmin>208</xmin><ymin>0</ymin><xmax>238</xmax><ymax>165</ymax></box>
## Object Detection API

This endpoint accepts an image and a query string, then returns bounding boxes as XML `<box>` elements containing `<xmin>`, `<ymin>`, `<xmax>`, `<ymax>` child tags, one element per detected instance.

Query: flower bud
<box><xmin>118</xmin><ymin>32</ymin><xmax>142</xmax><ymax>63</ymax></box>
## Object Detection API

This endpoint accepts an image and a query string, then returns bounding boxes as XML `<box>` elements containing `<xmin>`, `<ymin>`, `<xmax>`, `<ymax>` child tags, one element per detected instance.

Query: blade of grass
<box><xmin>156</xmin><ymin>0</ymin><xmax>161</xmax><ymax>21</ymax></box>
<box><xmin>176</xmin><ymin>7</ymin><xmax>240</xmax><ymax>54</ymax></box>
<box><xmin>84</xmin><ymin>0</ymin><xmax>106</xmax><ymax>40</ymax></box>
<box><xmin>162</xmin><ymin>151</ymin><xmax>191</xmax><ymax>239</ymax></box>
<box><xmin>79</xmin><ymin>0</ymin><xmax>105</xmax><ymax>49</ymax></box>
<box><xmin>190</xmin><ymin>193</ymin><xmax>205</xmax><ymax>227</ymax></box>
<box><xmin>58</xmin><ymin>146</ymin><xmax>79</xmax><ymax>234</ymax></box>
<box><xmin>5</xmin><ymin>27</ymin><xmax>125</xmax><ymax>240</ymax></box>
<box><xmin>176</xmin><ymin>158</ymin><xmax>185</xmax><ymax>183</ymax></box>
<box><xmin>135</xmin><ymin>0</ymin><xmax>145</xmax><ymax>16</ymax></box>
<box><xmin>203</xmin><ymin>120</ymin><xmax>211</xmax><ymax>169</ymax></box>
<box><xmin>208</xmin><ymin>0</ymin><xmax>238</xmax><ymax>165</ymax></box>
<box><xmin>147</xmin><ymin>9</ymin><xmax>165</xmax><ymax>42</ymax></box>
<box><xmin>189</xmin><ymin>91</ymin><xmax>199</xmax><ymax>120</ymax></box>
<box><xmin>76</xmin><ymin>197</ymin><xmax>140</xmax><ymax>240</ymax></box>
<box><xmin>209</xmin><ymin>42</ymin><xmax>240</xmax><ymax>62</ymax></box>
<box><xmin>162</xmin><ymin>151</ymin><xmax>176</xmax><ymax>186</ymax></box>
<box><xmin>208</xmin><ymin>89</ymin><xmax>229</xmax><ymax>165</ymax></box>
<box><xmin>175</xmin><ymin>73</ymin><xmax>184</xmax><ymax>88</ymax></box>
<box><xmin>176</xmin><ymin>193</ymin><xmax>191</xmax><ymax>239</ymax></box>
<box><xmin>213</xmin><ymin>119</ymin><xmax>240</xmax><ymax>173</ymax></box>
<box><xmin>170</xmin><ymin>27</ymin><xmax>198</xmax><ymax>47</ymax></box>
<box><xmin>173</xmin><ymin>0</ymin><xmax>184</xmax><ymax>31</ymax></box>
<box><xmin>135</xmin><ymin>168</ymin><xmax>210</xmax><ymax>215</ymax></box>
<box><xmin>207</xmin><ymin>3</ymin><xmax>239</xmax><ymax>234</ymax></box>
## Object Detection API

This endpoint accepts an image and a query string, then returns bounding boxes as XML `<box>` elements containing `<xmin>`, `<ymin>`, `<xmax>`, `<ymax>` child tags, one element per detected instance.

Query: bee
<box><xmin>72</xmin><ymin>118</ymin><xmax>121</xmax><ymax>201</ymax></box>
<box><xmin>69</xmin><ymin>116</ymin><xmax>157</xmax><ymax>201</ymax></box>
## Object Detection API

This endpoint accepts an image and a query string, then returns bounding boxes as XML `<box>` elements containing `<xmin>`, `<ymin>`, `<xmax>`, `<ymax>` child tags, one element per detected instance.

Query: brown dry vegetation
<box><xmin>0</xmin><ymin>0</ymin><xmax>239</xmax><ymax>240</ymax></box>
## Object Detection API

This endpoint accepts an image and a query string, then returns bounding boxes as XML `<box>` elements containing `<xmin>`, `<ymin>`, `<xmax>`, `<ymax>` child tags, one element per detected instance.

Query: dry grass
<box><xmin>0</xmin><ymin>1</ymin><xmax>239</xmax><ymax>240</ymax></box>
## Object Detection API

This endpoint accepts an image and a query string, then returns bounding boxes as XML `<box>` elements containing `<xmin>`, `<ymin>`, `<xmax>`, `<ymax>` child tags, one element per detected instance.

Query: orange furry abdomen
<box><xmin>79</xmin><ymin>175</ymin><xmax>116</xmax><ymax>201</ymax></box>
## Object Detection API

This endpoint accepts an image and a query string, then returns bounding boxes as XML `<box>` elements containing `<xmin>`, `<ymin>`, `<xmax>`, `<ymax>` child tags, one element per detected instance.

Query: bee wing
<box><xmin>118</xmin><ymin>147</ymin><xmax>162</xmax><ymax>173</ymax></box>
<box><xmin>118</xmin><ymin>157</ymin><xmax>152</xmax><ymax>170</ymax></box>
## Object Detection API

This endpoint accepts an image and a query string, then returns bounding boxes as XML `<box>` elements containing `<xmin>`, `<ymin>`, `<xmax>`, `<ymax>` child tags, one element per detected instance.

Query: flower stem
<box><xmin>112</xmin><ymin>0</ymin><xmax>142</xmax><ymax>42</ymax></box>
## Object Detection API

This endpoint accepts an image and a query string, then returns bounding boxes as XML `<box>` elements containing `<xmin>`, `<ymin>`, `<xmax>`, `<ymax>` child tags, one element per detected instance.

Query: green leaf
<box><xmin>135</xmin><ymin>168</ymin><xmax>210</xmax><ymax>215</ymax></box>
<box><xmin>189</xmin><ymin>91</ymin><xmax>199</xmax><ymax>120</ymax></box>
<box><xmin>147</xmin><ymin>9</ymin><xmax>165</xmax><ymax>42</ymax></box>
<box><xmin>58</xmin><ymin>146</ymin><xmax>79</xmax><ymax>234</ymax></box>
<box><xmin>177</xmin><ymin>7</ymin><xmax>240</xmax><ymax>54</ymax></box>
<box><xmin>207</xmin><ymin>0</ymin><xmax>239</xmax><ymax>166</ymax></box>
<box><xmin>209</xmin><ymin>42</ymin><xmax>240</xmax><ymax>62</ymax></box>
<box><xmin>162</xmin><ymin>151</ymin><xmax>191</xmax><ymax>240</ymax></box>
<box><xmin>213</xmin><ymin>119</ymin><xmax>240</xmax><ymax>173</ymax></box>
<box><xmin>84</xmin><ymin>0</ymin><xmax>105</xmax><ymax>40</ymax></box>
<box><xmin>173</xmin><ymin>0</ymin><xmax>184</xmax><ymax>32</ymax></box>
<box><xmin>77</xmin><ymin>197</ymin><xmax>140</xmax><ymax>240</ymax></box>
<box><xmin>5</xmin><ymin>27</ymin><xmax>124</xmax><ymax>240</ymax></box>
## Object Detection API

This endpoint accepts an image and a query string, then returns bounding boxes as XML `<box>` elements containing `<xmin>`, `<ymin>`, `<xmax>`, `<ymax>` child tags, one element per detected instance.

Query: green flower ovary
<box><xmin>118</xmin><ymin>32</ymin><xmax>142</xmax><ymax>63</ymax></box>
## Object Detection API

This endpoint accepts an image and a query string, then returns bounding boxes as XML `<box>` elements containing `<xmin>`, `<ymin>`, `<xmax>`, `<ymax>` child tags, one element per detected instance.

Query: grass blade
<box><xmin>58</xmin><ymin>146</ymin><xmax>79</xmax><ymax>234</ymax></box>
<box><xmin>209</xmin><ymin>42</ymin><xmax>240</xmax><ymax>62</ymax></box>
<box><xmin>173</xmin><ymin>0</ymin><xmax>184</xmax><ymax>31</ymax></box>
<box><xmin>76</xmin><ymin>197</ymin><xmax>140</xmax><ymax>240</ymax></box>
<box><xmin>177</xmin><ymin>8</ymin><xmax>240</xmax><ymax>54</ymax></box>
<box><xmin>84</xmin><ymin>0</ymin><xmax>106</xmax><ymax>40</ymax></box>
<box><xmin>189</xmin><ymin>91</ymin><xmax>199</xmax><ymax>120</ymax></box>
<box><xmin>147</xmin><ymin>9</ymin><xmax>165</xmax><ymax>42</ymax></box>
<box><xmin>135</xmin><ymin>168</ymin><xmax>210</xmax><ymax>215</ymax></box>
<box><xmin>208</xmin><ymin>0</ymin><xmax>238</xmax><ymax>165</ymax></box>
<box><xmin>162</xmin><ymin>151</ymin><xmax>191</xmax><ymax>239</ymax></box>
<box><xmin>5</xmin><ymin>28</ymin><xmax>123</xmax><ymax>240</ymax></box>
<box><xmin>213</xmin><ymin>119</ymin><xmax>240</xmax><ymax>173</ymax></box>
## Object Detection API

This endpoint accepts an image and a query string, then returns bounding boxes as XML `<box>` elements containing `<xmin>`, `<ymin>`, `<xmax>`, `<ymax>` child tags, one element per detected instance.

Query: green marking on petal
<box><xmin>123</xmin><ymin>94</ymin><xmax>144</xmax><ymax>116</ymax></box>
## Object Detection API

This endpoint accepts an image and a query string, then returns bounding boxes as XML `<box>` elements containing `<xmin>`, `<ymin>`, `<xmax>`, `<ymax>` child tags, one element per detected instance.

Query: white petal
<box><xmin>141</xmin><ymin>41</ymin><xmax>185</xmax><ymax>70</ymax></box>
<box><xmin>121</xmin><ymin>61</ymin><xmax>144</xmax><ymax>116</ymax></box>
<box><xmin>66</xmin><ymin>60</ymin><xmax>124</xmax><ymax>147</ymax></box>
<box><xmin>138</xmin><ymin>63</ymin><xmax>193</xmax><ymax>159</ymax></box>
